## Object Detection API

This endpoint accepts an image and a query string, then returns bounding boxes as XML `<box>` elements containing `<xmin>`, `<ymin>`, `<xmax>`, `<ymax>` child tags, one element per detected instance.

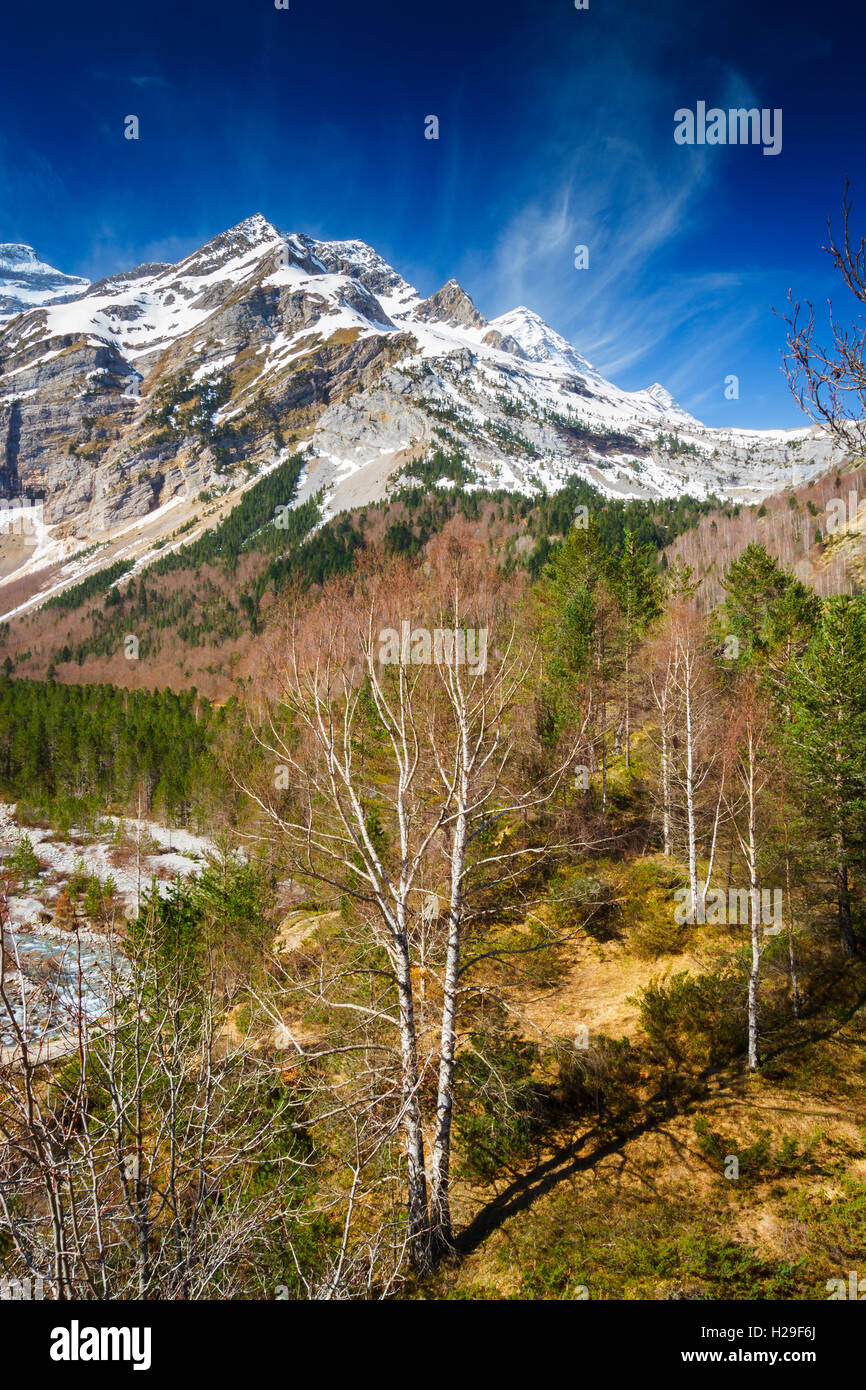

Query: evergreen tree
<box><xmin>608</xmin><ymin>530</ymin><xmax>664</xmax><ymax>768</ymax></box>
<box><xmin>782</xmin><ymin>595</ymin><xmax>866</xmax><ymax>956</ymax></box>
<box><xmin>538</xmin><ymin>522</ymin><xmax>622</xmax><ymax>816</ymax></box>
<box><xmin>719</xmin><ymin>542</ymin><xmax>815</xmax><ymax>666</ymax></box>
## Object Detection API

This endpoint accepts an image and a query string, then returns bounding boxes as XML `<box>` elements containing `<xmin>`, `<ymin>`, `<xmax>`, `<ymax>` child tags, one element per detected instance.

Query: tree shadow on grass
<box><xmin>454</xmin><ymin>1082</ymin><xmax>696</xmax><ymax>1257</ymax></box>
<box><xmin>454</xmin><ymin>966</ymin><xmax>866</xmax><ymax>1262</ymax></box>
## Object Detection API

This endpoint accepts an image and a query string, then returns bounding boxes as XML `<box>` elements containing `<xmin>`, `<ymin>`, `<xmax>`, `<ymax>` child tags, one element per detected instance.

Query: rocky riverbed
<box><xmin>0</xmin><ymin>928</ymin><xmax>121</xmax><ymax>1051</ymax></box>
<box><xmin>0</xmin><ymin>802</ymin><xmax>217</xmax><ymax>1052</ymax></box>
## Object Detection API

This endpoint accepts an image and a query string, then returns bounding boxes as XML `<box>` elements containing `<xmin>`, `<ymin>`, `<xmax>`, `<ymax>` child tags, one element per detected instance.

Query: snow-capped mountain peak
<box><xmin>237</xmin><ymin>212</ymin><xmax>280</xmax><ymax>243</ymax></box>
<box><xmin>632</xmin><ymin>381</ymin><xmax>701</xmax><ymax>427</ymax></box>
<box><xmin>487</xmin><ymin>305</ymin><xmax>596</xmax><ymax>376</ymax></box>
<box><xmin>298</xmin><ymin>234</ymin><xmax>418</xmax><ymax>304</ymax></box>
<box><xmin>171</xmin><ymin>215</ymin><xmax>283</xmax><ymax>280</ymax></box>
<box><xmin>0</xmin><ymin>214</ymin><xmax>841</xmax><ymax>573</ymax></box>
<box><xmin>0</xmin><ymin>244</ymin><xmax>40</xmax><ymax>269</ymax></box>
<box><xmin>0</xmin><ymin>243</ymin><xmax>89</xmax><ymax>320</ymax></box>
<box><xmin>646</xmin><ymin>382</ymin><xmax>676</xmax><ymax>409</ymax></box>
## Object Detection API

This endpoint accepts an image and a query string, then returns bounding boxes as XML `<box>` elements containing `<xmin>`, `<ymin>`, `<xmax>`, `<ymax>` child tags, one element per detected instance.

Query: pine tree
<box><xmin>609</xmin><ymin>530</ymin><xmax>663</xmax><ymax>768</ymax></box>
<box><xmin>719</xmin><ymin>542</ymin><xmax>815</xmax><ymax>668</ymax></box>
<box><xmin>538</xmin><ymin>522</ymin><xmax>621</xmax><ymax>815</ymax></box>
<box><xmin>783</xmin><ymin>595</ymin><xmax>866</xmax><ymax>956</ymax></box>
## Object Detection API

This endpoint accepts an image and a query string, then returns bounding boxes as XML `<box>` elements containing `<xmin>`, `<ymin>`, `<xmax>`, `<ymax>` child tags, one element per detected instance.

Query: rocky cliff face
<box><xmin>0</xmin><ymin>215</ymin><xmax>840</xmax><ymax>551</ymax></box>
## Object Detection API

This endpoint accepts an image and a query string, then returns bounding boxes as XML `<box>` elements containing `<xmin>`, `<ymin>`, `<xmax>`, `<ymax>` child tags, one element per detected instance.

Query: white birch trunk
<box><xmin>683</xmin><ymin>646</ymin><xmax>699</xmax><ymax>918</ymax></box>
<box><xmin>746</xmin><ymin>731</ymin><xmax>761</xmax><ymax>1072</ymax></box>
<box><xmin>429</xmin><ymin>762</ymin><xmax>467</xmax><ymax>1256</ymax></box>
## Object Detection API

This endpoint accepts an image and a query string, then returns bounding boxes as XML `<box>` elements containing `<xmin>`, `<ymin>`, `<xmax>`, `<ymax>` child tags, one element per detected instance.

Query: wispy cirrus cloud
<box><xmin>461</xmin><ymin>43</ymin><xmax>773</xmax><ymax>413</ymax></box>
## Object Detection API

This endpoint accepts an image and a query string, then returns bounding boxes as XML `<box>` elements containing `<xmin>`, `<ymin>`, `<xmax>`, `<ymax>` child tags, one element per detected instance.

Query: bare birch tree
<box><xmin>723</xmin><ymin>690</ymin><xmax>772</xmax><ymax>1072</ymax></box>
<box><xmin>242</xmin><ymin>563</ymin><xmax>576</xmax><ymax>1272</ymax></box>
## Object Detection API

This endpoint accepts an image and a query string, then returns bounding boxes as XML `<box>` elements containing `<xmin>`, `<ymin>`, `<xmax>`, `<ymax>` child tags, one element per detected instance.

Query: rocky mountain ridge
<box><xmin>0</xmin><ymin>214</ymin><xmax>841</xmax><ymax>608</ymax></box>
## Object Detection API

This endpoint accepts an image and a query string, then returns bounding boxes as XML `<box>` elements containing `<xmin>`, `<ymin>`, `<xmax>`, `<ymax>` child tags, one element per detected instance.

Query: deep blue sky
<box><xmin>1</xmin><ymin>0</ymin><xmax>864</xmax><ymax>427</ymax></box>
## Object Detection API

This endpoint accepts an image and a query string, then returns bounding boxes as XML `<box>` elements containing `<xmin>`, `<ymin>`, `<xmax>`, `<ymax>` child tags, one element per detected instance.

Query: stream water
<box><xmin>0</xmin><ymin>803</ymin><xmax>217</xmax><ymax>1050</ymax></box>
<box><xmin>0</xmin><ymin>927</ymin><xmax>124</xmax><ymax>1050</ymax></box>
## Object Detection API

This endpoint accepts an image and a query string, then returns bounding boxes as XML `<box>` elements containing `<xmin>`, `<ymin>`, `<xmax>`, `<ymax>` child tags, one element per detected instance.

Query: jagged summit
<box><xmin>640</xmin><ymin>382</ymin><xmax>700</xmax><ymax>426</ymax></box>
<box><xmin>297</xmin><ymin>233</ymin><xmax>415</xmax><ymax>301</ymax></box>
<box><xmin>238</xmin><ymin>212</ymin><xmax>279</xmax><ymax>240</ymax></box>
<box><xmin>172</xmin><ymin>215</ymin><xmax>283</xmax><ymax>279</ymax></box>
<box><xmin>416</xmin><ymin>280</ymin><xmax>487</xmax><ymax>329</ymax></box>
<box><xmin>488</xmin><ymin>306</ymin><xmax>596</xmax><ymax>375</ymax></box>
<box><xmin>646</xmin><ymin>383</ymin><xmax>678</xmax><ymax>410</ymax></box>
